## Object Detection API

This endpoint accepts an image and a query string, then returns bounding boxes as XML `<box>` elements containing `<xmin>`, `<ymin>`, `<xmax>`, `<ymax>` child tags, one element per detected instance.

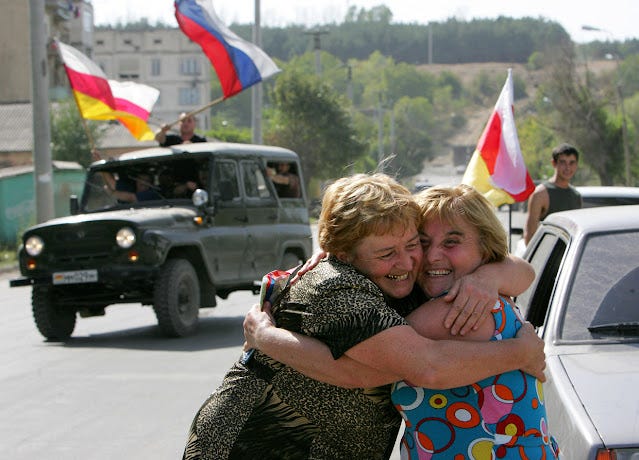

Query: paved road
<box><xmin>0</xmin><ymin>269</ymin><xmax>269</xmax><ymax>459</ymax></box>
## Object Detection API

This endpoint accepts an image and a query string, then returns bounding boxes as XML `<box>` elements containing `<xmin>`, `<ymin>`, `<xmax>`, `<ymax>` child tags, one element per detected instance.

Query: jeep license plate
<box><xmin>52</xmin><ymin>270</ymin><xmax>98</xmax><ymax>285</ymax></box>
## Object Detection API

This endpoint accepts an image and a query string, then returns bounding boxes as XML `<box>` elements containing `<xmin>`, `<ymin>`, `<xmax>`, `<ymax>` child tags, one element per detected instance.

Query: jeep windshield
<box><xmin>82</xmin><ymin>156</ymin><xmax>209</xmax><ymax>212</ymax></box>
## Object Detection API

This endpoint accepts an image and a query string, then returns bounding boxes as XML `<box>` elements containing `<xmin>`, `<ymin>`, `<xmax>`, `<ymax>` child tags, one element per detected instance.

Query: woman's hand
<box><xmin>442</xmin><ymin>269</ymin><xmax>498</xmax><ymax>336</ymax></box>
<box><xmin>243</xmin><ymin>302</ymin><xmax>276</xmax><ymax>351</ymax></box>
<box><xmin>290</xmin><ymin>250</ymin><xmax>328</xmax><ymax>284</ymax></box>
<box><xmin>514</xmin><ymin>322</ymin><xmax>546</xmax><ymax>382</ymax></box>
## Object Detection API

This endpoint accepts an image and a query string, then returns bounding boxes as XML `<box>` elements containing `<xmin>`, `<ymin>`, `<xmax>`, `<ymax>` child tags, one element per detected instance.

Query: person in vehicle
<box><xmin>267</xmin><ymin>161</ymin><xmax>301</xmax><ymax>198</ymax></box>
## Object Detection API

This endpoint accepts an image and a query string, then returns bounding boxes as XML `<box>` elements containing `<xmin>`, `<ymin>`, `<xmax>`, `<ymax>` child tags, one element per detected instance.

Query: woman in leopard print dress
<box><xmin>183</xmin><ymin>173</ymin><xmax>545</xmax><ymax>460</ymax></box>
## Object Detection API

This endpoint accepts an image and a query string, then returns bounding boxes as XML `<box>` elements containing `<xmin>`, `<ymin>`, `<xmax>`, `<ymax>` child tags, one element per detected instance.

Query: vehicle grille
<box><xmin>42</xmin><ymin>223</ymin><xmax>121</xmax><ymax>267</ymax></box>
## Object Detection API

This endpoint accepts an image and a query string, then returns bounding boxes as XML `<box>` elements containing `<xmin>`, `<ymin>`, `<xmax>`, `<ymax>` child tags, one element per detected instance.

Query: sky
<box><xmin>92</xmin><ymin>0</ymin><xmax>639</xmax><ymax>43</ymax></box>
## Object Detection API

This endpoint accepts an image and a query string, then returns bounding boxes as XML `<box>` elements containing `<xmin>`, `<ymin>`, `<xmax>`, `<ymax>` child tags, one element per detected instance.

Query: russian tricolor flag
<box><xmin>462</xmin><ymin>69</ymin><xmax>535</xmax><ymax>207</ymax></box>
<box><xmin>175</xmin><ymin>0</ymin><xmax>281</xmax><ymax>99</ymax></box>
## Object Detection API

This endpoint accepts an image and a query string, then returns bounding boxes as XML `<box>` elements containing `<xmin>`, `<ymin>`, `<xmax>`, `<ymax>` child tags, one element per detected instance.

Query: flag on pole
<box><xmin>55</xmin><ymin>41</ymin><xmax>159</xmax><ymax>141</ymax></box>
<box><xmin>174</xmin><ymin>0</ymin><xmax>281</xmax><ymax>99</ymax></box>
<box><xmin>462</xmin><ymin>69</ymin><xmax>535</xmax><ymax>207</ymax></box>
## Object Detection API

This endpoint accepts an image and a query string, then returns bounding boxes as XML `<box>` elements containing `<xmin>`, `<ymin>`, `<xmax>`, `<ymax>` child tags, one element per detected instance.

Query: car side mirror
<box><xmin>69</xmin><ymin>195</ymin><xmax>79</xmax><ymax>215</ymax></box>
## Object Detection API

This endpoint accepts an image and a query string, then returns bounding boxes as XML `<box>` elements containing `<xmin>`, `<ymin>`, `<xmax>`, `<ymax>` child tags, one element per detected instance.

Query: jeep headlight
<box><xmin>25</xmin><ymin>235</ymin><xmax>44</xmax><ymax>256</ymax></box>
<box><xmin>116</xmin><ymin>227</ymin><xmax>136</xmax><ymax>249</ymax></box>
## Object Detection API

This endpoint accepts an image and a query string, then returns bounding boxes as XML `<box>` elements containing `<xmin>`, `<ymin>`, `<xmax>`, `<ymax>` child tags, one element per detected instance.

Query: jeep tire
<box><xmin>281</xmin><ymin>252</ymin><xmax>302</xmax><ymax>271</ymax></box>
<box><xmin>32</xmin><ymin>286</ymin><xmax>76</xmax><ymax>341</ymax></box>
<box><xmin>153</xmin><ymin>258</ymin><xmax>200</xmax><ymax>337</ymax></box>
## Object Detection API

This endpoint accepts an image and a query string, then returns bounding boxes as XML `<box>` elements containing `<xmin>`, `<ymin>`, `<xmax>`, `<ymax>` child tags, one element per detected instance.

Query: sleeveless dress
<box><xmin>391</xmin><ymin>297</ymin><xmax>560</xmax><ymax>459</ymax></box>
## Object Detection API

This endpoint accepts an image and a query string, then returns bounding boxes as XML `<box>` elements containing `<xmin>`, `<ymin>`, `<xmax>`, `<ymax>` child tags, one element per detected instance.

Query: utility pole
<box><xmin>305</xmin><ymin>29</ymin><xmax>329</xmax><ymax>75</ymax></box>
<box><xmin>251</xmin><ymin>0</ymin><xmax>263</xmax><ymax>144</ymax></box>
<box><xmin>30</xmin><ymin>0</ymin><xmax>54</xmax><ymax>222</ymax></box>
<box><xmin>427</xmin><ymin>22</ymin><xmax>433</xmax><ymax>65</ymax></box>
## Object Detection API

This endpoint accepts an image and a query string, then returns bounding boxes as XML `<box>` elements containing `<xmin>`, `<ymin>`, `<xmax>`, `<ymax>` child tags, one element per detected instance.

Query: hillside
<box><xmin>420</xmin><ymin>60</ymin><xmax>617</xmax><ymax>147</ymax></box>
<box><xmin>413</xmin><ymin>60</ymin><xmax>617</xmax><ymax>184</ymax></box>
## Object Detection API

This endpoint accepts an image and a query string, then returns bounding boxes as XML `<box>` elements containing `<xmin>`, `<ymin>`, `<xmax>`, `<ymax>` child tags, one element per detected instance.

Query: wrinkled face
<box><xmin>552</xmin><ymin>153</ymin><xmax>579</xmax><ymax>182</ymax></box>
<box><xmin>418</xmin><ymin>217</ymin><xmax>484</xmax><ymax>298</ymax></box>
<box><xmin>343</xmin><ymin>223</ymin><xmax>422</xmax><ymax>300</ymax></box>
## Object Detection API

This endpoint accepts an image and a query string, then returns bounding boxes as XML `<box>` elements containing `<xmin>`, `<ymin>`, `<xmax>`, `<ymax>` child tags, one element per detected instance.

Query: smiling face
<box><xmin>342</xmin><ymin>222</ymin><xmax>422</xmax><ymax>300</ymax></box>
<box><xmin>418</xmin><ymin>216</ymin><xmax>485</xmax><ymax>298</ymax></box>
<box><xmin>552</xmin><ymin>153</ymin><xmax>579</xmax><ymax>184</ymax></box>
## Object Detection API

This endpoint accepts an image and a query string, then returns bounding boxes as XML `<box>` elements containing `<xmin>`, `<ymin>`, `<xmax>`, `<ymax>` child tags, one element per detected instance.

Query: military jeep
<box><xmin>11</xmin><ymin>142</ymin><xmax>313</xmax><ymax>340</ymax></box>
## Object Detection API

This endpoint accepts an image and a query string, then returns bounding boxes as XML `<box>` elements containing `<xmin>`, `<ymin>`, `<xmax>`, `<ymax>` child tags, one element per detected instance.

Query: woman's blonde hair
<box><xmin>318</xmin><ymin>173</ymin><xmax>420</xmax><ymax>255</ymax></box>
<box><xmin>414</xmin><ymin>184</ymin><xmax>508</xmax><ymax>263</ymax></box>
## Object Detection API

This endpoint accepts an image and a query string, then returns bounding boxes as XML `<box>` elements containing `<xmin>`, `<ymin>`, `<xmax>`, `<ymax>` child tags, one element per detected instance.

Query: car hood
<box><xmin>27</xmin><ymin>206</ymin><xmax>199</xmax><ymax>230</ymax></box>
<box><xmin>559</xmin><ymin>346</ymin><xmax>639</xmax><ymax>445</ymax></box>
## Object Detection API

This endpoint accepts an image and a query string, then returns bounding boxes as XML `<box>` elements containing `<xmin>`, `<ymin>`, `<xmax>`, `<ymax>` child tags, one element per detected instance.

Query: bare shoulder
<box><xmin>528</xmin><ymin>184</ymin><xmax>549</xmax><ymax>208</ymax></box>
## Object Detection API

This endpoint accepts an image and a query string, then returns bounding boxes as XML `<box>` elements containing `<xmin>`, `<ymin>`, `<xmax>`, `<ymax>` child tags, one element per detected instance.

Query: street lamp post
<box><xmin>582</xmin><ymin>25</ymin><xmax>632</xmax><ymax>186</ymax></box>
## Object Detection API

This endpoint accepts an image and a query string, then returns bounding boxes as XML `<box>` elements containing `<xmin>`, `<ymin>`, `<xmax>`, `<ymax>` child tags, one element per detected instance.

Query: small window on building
<box><xmin>151</xmin><ymin>58</ymin><xmax>161</xmax><ymax>76</ymax></box>
<box><xmin>178</xmin><ymin>87</ymin><xmax>201</xmax><ymax>105</ymax></box>
<box><xmin>180</xmin><ymin>58</ymin><xmax>201</xmax><ymax>76</ymax></box>
<box><xmin>153</xmin><ymin>38</ymin><xmax>162</xmax><ymax>45</ymax></box>
<box><xmin>96</xmin><ymin>39</ymin><xmax>104</xmax><ymax>46</ymax></box>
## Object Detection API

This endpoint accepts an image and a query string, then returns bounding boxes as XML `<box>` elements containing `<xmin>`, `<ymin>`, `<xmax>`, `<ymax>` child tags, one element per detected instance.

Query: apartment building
<box><xmin>93</xmin><ymin>28</ymin><xmax>212</xmax><ymax>131</ymax></box>
<box><xmin>0</xmin><ymin>0</ymin><xmax>93</xmax><ymax>104</ymax></box>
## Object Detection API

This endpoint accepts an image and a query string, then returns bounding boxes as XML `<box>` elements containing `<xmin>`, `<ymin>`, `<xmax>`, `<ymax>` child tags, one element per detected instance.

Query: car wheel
<box><xmin>153</xmin><ymin>258</ymin><xmax>200</xmax><ymax>337</ymax></box>
<box><xmin>281</xmin><ymin>252</ymin><xmax>302</xmax><ymax>270</ymax></box>
<box><xmin>32</xmin><ymin>286</ymin><xmax>76</xmax><ymax>341</ymax></box>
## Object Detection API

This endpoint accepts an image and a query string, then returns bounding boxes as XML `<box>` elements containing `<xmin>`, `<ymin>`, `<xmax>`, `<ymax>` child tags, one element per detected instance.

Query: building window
<box><xmin>151</xmin><ymin>58</ymin><xmax>161</xmax><ymax>76</ymax></box>
<box><xmin>179</xmin><ymin>87</ymin><xmax>201</xmax><ymax>105</ymax></box>
<box><xmin>96</xmin><ymin>40</ymin><xmax>104</xmax><ymax>46</ymax></box>
<box><xmin>180</xmin><ymin>58</ymin><xmax>201</xmax><ymax>76</ymax></box>
<box><xmin>153</xmin><ymin>38</ymin><xmax>162</xmax><ymax>45</ymax></box>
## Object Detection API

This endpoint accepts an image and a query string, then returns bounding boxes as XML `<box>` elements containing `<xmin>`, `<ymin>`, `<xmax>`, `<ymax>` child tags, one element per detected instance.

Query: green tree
<box><xmin>543</xmin><ymin>45</ymin><xmax>626</xmax><ymax>185</ymax></box>
<box><xmin>387</xmin><ymin>97</ymin><xmax>434</xmax><ymax>178</ymax></box>
<box><xmin>264</xmin><ymin>70</ymin><xmax>368</xmax><ymax>184</ymax></box>
<box><xmin>50</xmin><ymin>100</ymin><xmax>103</xmax><ymax>167</ymax></box>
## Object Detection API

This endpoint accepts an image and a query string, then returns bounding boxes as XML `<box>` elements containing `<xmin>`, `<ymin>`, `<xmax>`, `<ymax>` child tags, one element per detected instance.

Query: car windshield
<box><xmin>561</xmin><ymin>230</ymin><xmax>639</xmax><ymax>341</ymax></box>
<box><xmin>82</xmin><ymin>157</ymin><xmax>208</xmax><ymax>212</ymax></box>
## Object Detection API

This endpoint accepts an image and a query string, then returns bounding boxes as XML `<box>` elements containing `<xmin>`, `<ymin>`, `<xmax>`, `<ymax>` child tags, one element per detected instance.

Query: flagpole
<box><xmin>508</xmin><ymin>204</ymin><xmax>513</xmax><ymax>252</ymax></box>
<box><xmin>165</xmin><ymin>96</ymin><xmax>226</xmax><ymax>127</ymax></box>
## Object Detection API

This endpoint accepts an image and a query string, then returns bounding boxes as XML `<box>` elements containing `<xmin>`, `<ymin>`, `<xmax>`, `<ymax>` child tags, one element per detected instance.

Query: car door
<box><xmin>516</xmin><ymin>228</ymin><xmax>568</xmax><ymax>334</ymax></box>
<box><xmin>200</xmin><ymin>158</ymin><xmax>253</xmax><ymax>284</ymax></box>
<box><xmin>240</xmin><ymin>159</ymin><xmax>280</xmax><ymax>277</ymax></box>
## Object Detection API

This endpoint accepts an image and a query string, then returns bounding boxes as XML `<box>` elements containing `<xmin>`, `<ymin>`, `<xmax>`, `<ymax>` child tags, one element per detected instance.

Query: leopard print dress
<box><xmin>182</xmin><ymin>257</ymin><xmax>417</xmax><ymax>460</ymax></box>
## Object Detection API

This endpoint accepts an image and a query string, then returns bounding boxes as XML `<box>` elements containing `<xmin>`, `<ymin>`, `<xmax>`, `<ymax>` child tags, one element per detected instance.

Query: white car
<box><xmin>515</xmin><ymin>205</ymin><xmax>639</xmax><ymax>459</ymax></box>
<box><xmin>514</xmin><ymin>186</ymin><xmax>639</xmax><ymax>256</ymax></box>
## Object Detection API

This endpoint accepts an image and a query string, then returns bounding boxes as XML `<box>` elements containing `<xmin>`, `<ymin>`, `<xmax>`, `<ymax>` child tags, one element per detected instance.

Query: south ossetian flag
<box><xmin>174</xmin><ymin>0</ymin><xmax>281</xmax><ymax>99</ymax></box>
<box><xmin>462</xmin><ymin>69</ymin><xmax>535</xmax><ymax>207</ymax></box>
<box><xmin>55</xmin><ymin>41</ymin><xmax>160</xmax><ymax>141</ymax></box>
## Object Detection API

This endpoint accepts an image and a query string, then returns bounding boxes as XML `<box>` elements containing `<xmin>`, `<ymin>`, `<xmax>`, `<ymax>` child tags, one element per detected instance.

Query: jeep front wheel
<box><xmin>153</xmin><ymin>258</ymin><xmax>200</xmax><ymax>337</ymax></box>
<box><xmin>32</xmin><ymin>286</ymin><xmax>76</xmax><ymax>341</ymax></box>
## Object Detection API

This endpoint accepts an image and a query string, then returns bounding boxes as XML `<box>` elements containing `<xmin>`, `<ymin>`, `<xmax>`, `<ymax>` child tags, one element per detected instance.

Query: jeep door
<box><xmin>201</xmin><ymin>159</ymin><xmax>255</xmax><ymax>284</ymax></box>
<box><xmin>240</xmin><ymin>159</ymin><xmax>281</xmax><ymax>277</ymax></box>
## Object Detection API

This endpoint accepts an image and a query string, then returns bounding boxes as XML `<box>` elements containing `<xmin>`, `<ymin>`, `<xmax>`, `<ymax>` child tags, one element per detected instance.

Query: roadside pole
<box><xmin>29</xmin><ymin>0</ymin><xmax>55</xmax><ymax>223</ymax></box>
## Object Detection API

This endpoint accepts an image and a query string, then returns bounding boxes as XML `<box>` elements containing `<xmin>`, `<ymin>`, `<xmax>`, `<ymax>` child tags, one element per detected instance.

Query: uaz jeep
<box><xmin>11</xmin><ymin>142</ymin><xmax>313</xmax><ymax>340</ymax></box>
